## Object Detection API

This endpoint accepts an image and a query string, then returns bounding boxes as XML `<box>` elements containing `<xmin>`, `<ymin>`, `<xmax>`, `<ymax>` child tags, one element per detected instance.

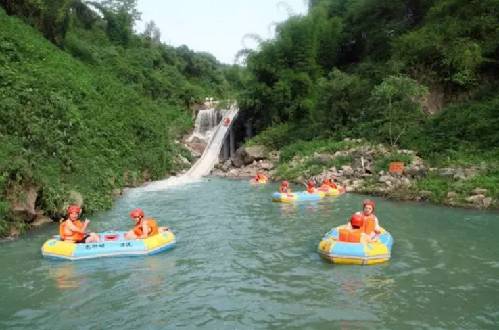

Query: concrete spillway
<box><xmin>142</xmin><ymin>105</ymin><xmax>238</xmax><ymax>191</ymax></box>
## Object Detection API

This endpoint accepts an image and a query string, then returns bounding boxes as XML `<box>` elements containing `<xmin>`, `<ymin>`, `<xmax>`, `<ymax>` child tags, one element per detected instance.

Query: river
<box><xmin>0</xmin><ymin>178</ymin><xmax>498</xmax><ymax>329</ymax></box>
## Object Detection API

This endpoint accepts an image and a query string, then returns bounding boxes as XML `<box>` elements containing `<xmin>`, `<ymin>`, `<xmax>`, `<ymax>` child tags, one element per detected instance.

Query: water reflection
<box><xmin>141</xmin><ymin>256</ymin><xmax>176</xmax><ymax>292</ymax></box>
<box><xmin>278</xmin><ymin>203</ymin><xmax>297</xmax><ymax>216</ymax></box>
<box><xmin>48</xmin><ymin>263</ymin><xmax>82</xmax><ymax>290</ymax></box>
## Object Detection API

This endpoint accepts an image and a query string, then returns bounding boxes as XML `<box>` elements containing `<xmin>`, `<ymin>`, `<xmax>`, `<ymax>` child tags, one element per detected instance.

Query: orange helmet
<box><xmin>129</xmin><ymin>208</ymin><xmax>145</xmax><ymax>219</ymax></box>
<box><xmin>67</xmin><ymin>205</ymin><xmax>81</xmax><ymax>215</ymax></box>
<box><xmin>350</xmin><ymin>213</ymin><xmax>364</xmax><ymax>228</ymax></box>
<box><xmin>363</xmin><ymin>199</ymin><xmax>375</xmax><ymax>209</ymax></box>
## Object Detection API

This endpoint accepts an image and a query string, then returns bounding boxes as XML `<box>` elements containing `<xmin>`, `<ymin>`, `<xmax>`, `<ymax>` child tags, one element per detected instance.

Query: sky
<box><xmin>135</xmin><ymin>0</ymin><xmax>309</xmax><ymax>64</ymax></box>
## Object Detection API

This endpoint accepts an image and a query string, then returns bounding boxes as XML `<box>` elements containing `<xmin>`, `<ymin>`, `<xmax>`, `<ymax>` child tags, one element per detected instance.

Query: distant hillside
<box><xmin>239</xmin><ymin>0</ymin><xmax>499</xmax><ymax>157</ymax></box>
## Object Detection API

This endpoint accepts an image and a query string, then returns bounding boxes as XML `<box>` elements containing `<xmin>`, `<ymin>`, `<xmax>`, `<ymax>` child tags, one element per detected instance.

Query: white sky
<box><xmin>136</xmin><ymin>0</ymin><xmax>309</xmax><ymax>64</ymax></box>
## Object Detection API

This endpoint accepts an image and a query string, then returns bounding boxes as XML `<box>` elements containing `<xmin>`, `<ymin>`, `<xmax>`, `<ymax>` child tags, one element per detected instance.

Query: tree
<box><xmin>370</xmin><ymin>75</ymin><xmax>428</xmax><ymax>147</ymax></box>
<box><xmin>143</xmin><ymin>20</ymin><xmax>161</xmax><ymax>44</ymax></box>
<box><xmin>88</xmin><ymin>0</ymin><xmax>141</xmax><ymax>46</ymax></box>
<box><xmin>0</xmin><ymin>0</ymin><xmax>74</xmax><ymax>45</ymax></box>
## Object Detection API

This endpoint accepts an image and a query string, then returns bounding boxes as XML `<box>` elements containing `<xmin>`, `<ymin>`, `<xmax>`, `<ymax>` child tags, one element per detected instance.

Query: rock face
<box><xmin>230</xmin><ymin>147</ymin><xmax>249</xmax><ymax>168</ymax></box>
<box><xmin>230</xmin><ymin>145</ymin><xmax>268</xmax><ymax>168</ymax></box>
<box><xmin>6</xmin><ymin>185</ymin><xmax>55</xmax><ymax>237</ymax></box>
<box><xmin>11</xmin><ymin>185</ymin><xmax>38</xmax><ymax>220</ymax></box>
<box><xmin>212</xmin><ymin>145</ymin><xmax>275</xmax><ymax>178</ymax></box>
<box><xmin>245</xmin><ymin>145</ymin><xmax>267</xmax><ymax>160</ymax></box>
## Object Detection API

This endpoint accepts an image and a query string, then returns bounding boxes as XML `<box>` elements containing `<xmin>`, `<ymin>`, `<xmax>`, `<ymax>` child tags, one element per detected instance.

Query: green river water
<box><xmin>0</xmin><ymin>178</ymin><xmax>498</xmax><ymax>329</ymax></box>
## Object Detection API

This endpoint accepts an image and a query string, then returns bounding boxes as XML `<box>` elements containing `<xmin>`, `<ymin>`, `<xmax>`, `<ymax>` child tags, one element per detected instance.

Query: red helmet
<box><xmin>67</xmin><ymin>205</ymin><xmax>81</xmax><ymax>215</ymax></box>
<box><xmin>307</xmin><ymin>180</ymin><xmax>315</xmax><ymax>187</ymax></box>
<box><xmin>281</xmin><ymin>180</ymin><xmax>289</xmax><ymax>187</ymax></box>
<box><xmin>323</xmin><ymin>178</ymin><xmax>331</xmax><ymax>184</ymax></box>
<box><xmin>350</xmin><ymin>213</ymin><xmax>364</xmax><ymax>228</ymax></box>
<box><xmin>129</xmin><ymin>208</ymin><xmax>144</xmax><ymax>219</ymax></box>
<box><xmin>363</xmin><ymin>199</ymin><xmax>375</xmax><ymax>209</ymax></box>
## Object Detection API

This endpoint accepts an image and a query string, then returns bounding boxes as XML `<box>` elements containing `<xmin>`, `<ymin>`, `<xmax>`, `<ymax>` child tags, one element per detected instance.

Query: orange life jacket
<box><xmin>328</xmin><ymin>182</ymin><xmax>338</xmax><ymax>189</ymax></box>
<box><xmin>339</xmin><ymin>228</ymin><xmax>362</xmax><ymax>243</ymax></box>
<box><xmin>60</xmin><ymin>220</ymin><xmax>85</xmax><ymax>242</ymax></box>
<box><xmin>133</xmin><ymin>218</ymin><xmax>159</xmax><ymax>238</ymax></box>
<box><xmin>362</xmin><ymin>214</ymin><xmax>377</xmax><ymax>235</ymax></box>
<box><xmin>319</xmin><ymin>184</ymin><xmax>329</xmax><ymax>191</ymax></box>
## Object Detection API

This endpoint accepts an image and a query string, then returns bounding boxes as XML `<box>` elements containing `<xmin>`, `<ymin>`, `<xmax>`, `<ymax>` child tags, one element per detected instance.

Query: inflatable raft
<box><xmin>41</xmin><ymin>230</ymin><xmax>176</xmax><ymax>261</ymax></box>
<box><xmin>318</xmin><ymin>186</ymin><xmax>345</xmax><ymax>196</ymax></box>
<box><xmin>272</xmin><ymin>191</ymin><xmax>325</xmax><ymax>203</ymax></box>
<box><xmin>250</xmin><ymin>178</ymin><xmax>268</xmax><ymax>185</ymax></box>
<box><xmin>317</xmin><ymin>226</ymin><xmax>393</xmax><ymax>265</ymax></box>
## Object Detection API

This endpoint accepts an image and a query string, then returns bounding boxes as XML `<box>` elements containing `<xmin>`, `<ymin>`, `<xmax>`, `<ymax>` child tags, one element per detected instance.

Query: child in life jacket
<box><xmin>346</xmin><ymin>199</ymin><xmax>381</xmax><ymax>241</ymax></box>
<box><xmin>254</xmin><ymin>173</ymin><xmax>267</xmax><ymax>182</ymax></box>
<box><xmin>279</xmin><ymin>180</ymin><xmax>291</xmax><ymax>193</ymax></box>
<box><xmin>339</xmin><ymin>214</ymin><xmax>367</xmax><ymax>243</ymax></box>
<box><xmin>306</xmin><ymin>180</ymin><xmax>317</xmax><ymax>193</ymax></box>
<box><xmin>125</xmin><ymin>208</ymin><xmax>167</xmax><ymax>240</ymax></box>
<box><xmin>322</xmin><ymin>178</ymin><xmax>338</xmax><ymax>189</ymax></box>
<box><xmin>59</xmin><ymin>205</ymin><xmax>100</xmax><ymax>243</ymax></box>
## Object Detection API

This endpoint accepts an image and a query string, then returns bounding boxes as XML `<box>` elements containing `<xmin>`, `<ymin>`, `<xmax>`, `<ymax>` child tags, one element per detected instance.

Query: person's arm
<box><xmin>82</xmin><ymin>219</ymin><xmax>90</xmax><ymax>232</ymax></box>
<box><xmin>66</xmin><ymin>220</ymin><xmax>86</xmax><ymax>234</ymax></box>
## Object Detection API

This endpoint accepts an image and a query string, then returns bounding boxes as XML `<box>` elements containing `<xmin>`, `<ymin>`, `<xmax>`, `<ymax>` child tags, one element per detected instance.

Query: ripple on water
<box><xmin>1</xmin><ymin>178</ymin><xmax>499</xmax><ymax>329</ymax></box>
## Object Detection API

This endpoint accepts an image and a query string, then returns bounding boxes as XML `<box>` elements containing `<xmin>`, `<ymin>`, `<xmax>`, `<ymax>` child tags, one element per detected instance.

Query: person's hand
<box><xmin>84</xmin><ymin>219</ymin><xmax>90</xmax><ymax>225</ymax></box>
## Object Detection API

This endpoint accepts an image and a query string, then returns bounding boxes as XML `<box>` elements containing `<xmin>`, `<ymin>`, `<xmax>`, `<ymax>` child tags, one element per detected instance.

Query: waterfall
<box><xmin>187</xmin><ymin>109</ymin><xmax>222</xmax><ymax>143</ymax></box>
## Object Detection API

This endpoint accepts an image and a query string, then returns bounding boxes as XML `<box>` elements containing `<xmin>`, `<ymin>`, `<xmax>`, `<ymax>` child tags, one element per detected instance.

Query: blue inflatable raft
<box><xmin>41</xmin><ymin>230</ymin><xmax>176</xmax><ymax>261</ymax></box>
<box><xmin>318</xmin><ymin>226</ymin><xmax>393</xmax><ymax>265</ymax></box>
<box><xmin>272</xmin><ymin>191</ymin><xmax>325</xmax><ymax>203</ymax></box>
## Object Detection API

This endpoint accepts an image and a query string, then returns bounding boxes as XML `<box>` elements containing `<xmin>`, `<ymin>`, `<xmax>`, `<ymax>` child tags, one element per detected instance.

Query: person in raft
<box><xmin>339</xmin><ymin>213</ymin><xmax>369</xmax><ymax>243</ymax></box>
<box><xmin>279</xmin><ymin>180</ymin><xmax>291</xmax><ymax>193</ymax></box>
<box><xmin>322</xmin><ymin>178</ymin><xmax>338</xmax><ymax>189</ymax></box>
<box><xmin>60</xmin><ymin>205</ymin><xmax>100</xmax><ymax>243</ymax></box>
<box><xmin>306</xmin><ymin>180</ymin><xmax>317</xmax><ymax>193</ymax></box>
<box><xmin>125</xmin><ymin>208</ymin><xmax>168</xmax><ymax>240</ymax></box>
<box><xmin>254</xmin><ymin>172</ymin><xmax>267</xmax><ymax>182</ymax></box>
<box><xmin>345</xmin><ymin>199</ymin><xmax>382</xmax><ymax>241</ymax></box>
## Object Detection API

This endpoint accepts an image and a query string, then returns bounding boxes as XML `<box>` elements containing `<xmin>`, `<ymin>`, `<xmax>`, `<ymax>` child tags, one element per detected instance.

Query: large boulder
<box><xmin>245</xmin><ymin>145</ymin><xmax>267</xmax><ymax>160</ymax></box>
<box><xmin>11</xmin><ymin>185</ymin><xmax>38</xmax><ymax>220</ymax></box>
<box><xmin>231</xmin><ymin>147</ymin><xmax>248</xmax><ymax>168</ymax></box>
<box><xmin>472</xmin><ymin>188</ymin><xmax>488</xmax><ymax>195</ymax></box>
<box><xmin>404</xmin><ymin>165</ymin><xmax>428</xmax><ymax>178</ymax></box>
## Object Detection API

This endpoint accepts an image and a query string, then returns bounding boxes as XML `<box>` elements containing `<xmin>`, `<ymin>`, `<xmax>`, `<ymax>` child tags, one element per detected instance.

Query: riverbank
<box><xmin>211</xmin><ymin>139</ymin><xmax>498</xmax><ymax>210</ymax></box>
<box><xmin>2</xmin><ymin>149</ymin><xmax>193</xmax><ymax>240</ymax></box>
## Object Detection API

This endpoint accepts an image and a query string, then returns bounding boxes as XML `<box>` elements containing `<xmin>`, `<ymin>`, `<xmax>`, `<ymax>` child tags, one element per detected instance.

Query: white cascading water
<box><xmin>187</xmin><ymin>109</ymin><xmax>221</xmax><ymax>144</ymax></box>
<box><xmin>141</xmin><ymin>105</ymin><xmax>238</xmax><ymax>191</ymax></box>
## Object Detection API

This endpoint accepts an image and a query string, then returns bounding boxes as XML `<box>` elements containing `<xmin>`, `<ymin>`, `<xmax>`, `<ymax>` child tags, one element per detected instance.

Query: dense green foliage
<box><xmin>0</xmin><ymin>1</ymin><xmax>234</xmax><ymax>236</ymax></box>
<box><xmin>240</xmin><ymin>0</ymin><xmax>498</xmax><ymax>208</ymax></box>
<box><xmin>239</xmin><ymin>0</ymin><xmax>499</xmax><ymax>158</ymax></box>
